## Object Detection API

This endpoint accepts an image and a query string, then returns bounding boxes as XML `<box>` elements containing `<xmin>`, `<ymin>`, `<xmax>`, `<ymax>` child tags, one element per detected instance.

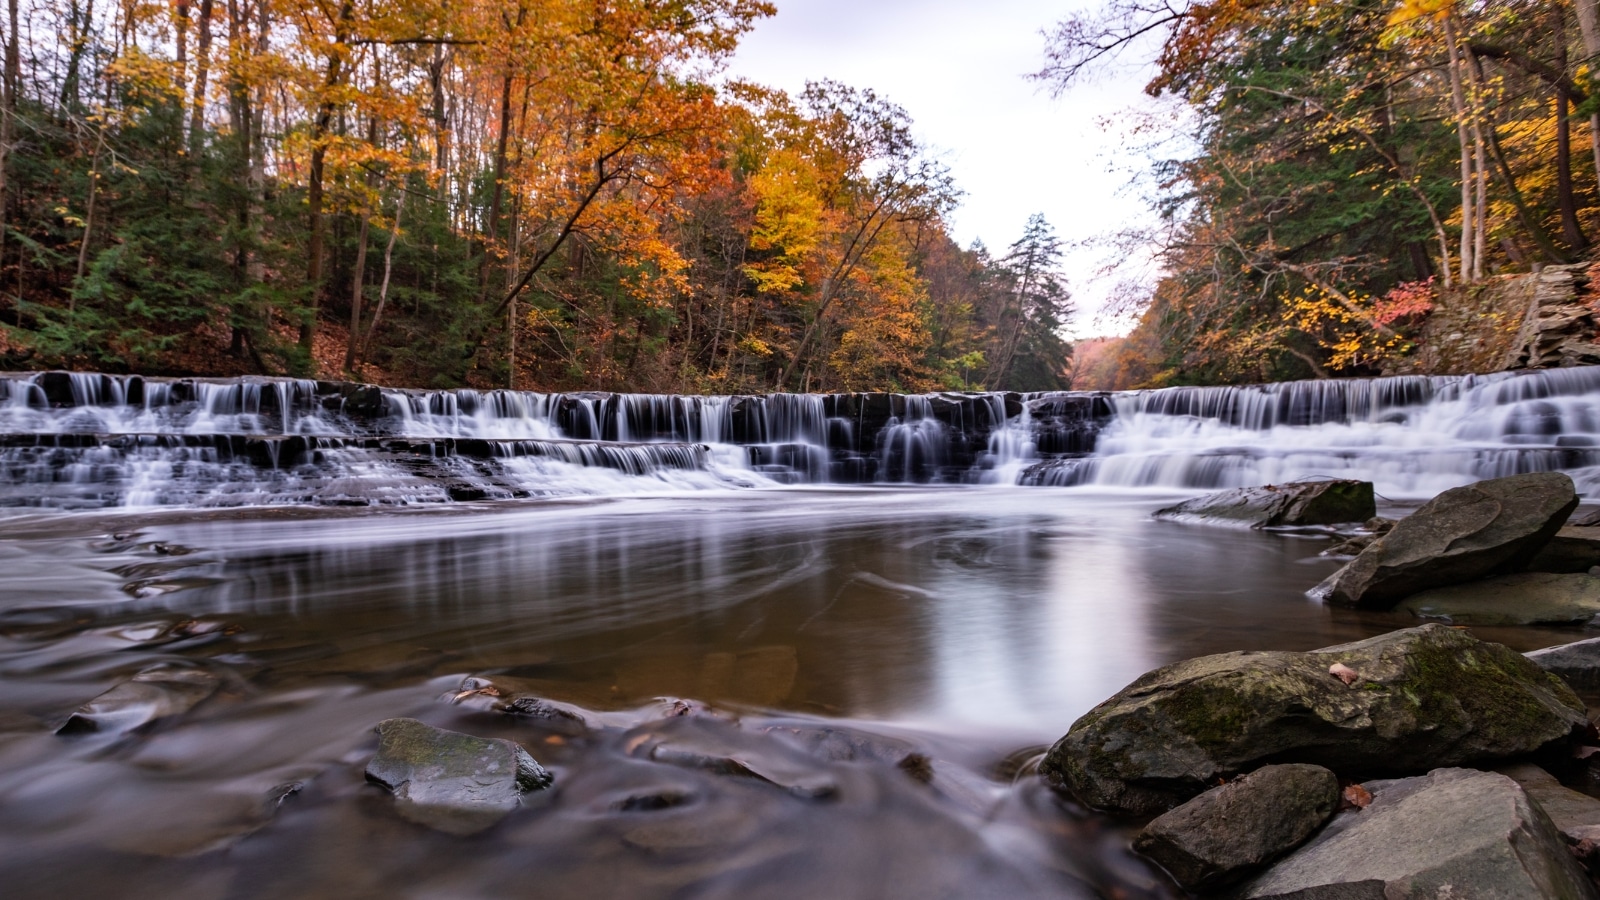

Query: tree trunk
<box><xmin>1574</xmin><ymin>0</ymin><xmax>1600</xmax><ymax>192</ymax></box>
<box><xmin>428</xmin><ymin>45</ymin><xmax>450</xmax><ymax>186</ymax></box>
<box><xmin>1445</xmin><ymin>18</ymin><xmax>1477</xmax><ymax>282</ymax></box>
<box><xmin>359</xmin><ymin>192</ymin><xmax>404</xmax><ymax>363</ymax></box>
<box><xmin>1557</xmin><ymin>90</ymin><xmax>1589</xmax><ymax>252</ymax></box>
<box><xmin>345</xmin><ymin>116</ymin><xmax>379</xmax><ymax>372</ymax></box>
<box><xmin>300</xmin><ymin>0</ymin><xmax>354</xmax><ymax>356</ymax></box>
<box><xmin>60</xmin><ymin>0</ymin><xmax>94</xmax><ymax>110</ymax></box>
<box><xmin>0</xmin><ymin>0</ymin><xmax>18</xmax><ymax>269</ymax></box>
<box><xmin>74</xmin><ymin>149</ymin><xmax>100</xmax><ymax>293</ymax></box>
<box><xmin>1554</xmin><ymin>18</ymin><xmax>1589</xmax><ymax>252</ymax></box>
<box><xmin>1472</xmin><ymin>53</ymin><xmax>1569</xmax><ymax>263</ymax></box>
<box><xmin>480</xmin><ymin>70</ymin><xmax>514</xmax><ymax>301</ymax></box>
<box><xmin>187</xmin><ymin>0</ymin><xmax>214</xmax><ymax>159</ymax></box>
<box><xmin>174</xmin><ymin>0</ymin><xmax>190</xmax><ymax>93</ymax></box>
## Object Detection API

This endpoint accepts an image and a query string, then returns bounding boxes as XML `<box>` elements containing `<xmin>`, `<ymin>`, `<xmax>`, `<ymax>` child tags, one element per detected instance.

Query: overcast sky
<box><xmin>726</xmin><ymin>0</ymin><xmax>1168</xmax><ymax>337</ymax></box>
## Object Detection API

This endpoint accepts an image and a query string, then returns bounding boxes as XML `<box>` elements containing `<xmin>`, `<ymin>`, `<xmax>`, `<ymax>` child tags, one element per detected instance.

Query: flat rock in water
<box><xmin>1528</xmin><ymin>636</ymin><xmax>1600</xmax><ymax>691</ymax></box>
<box><xmin>1396</xmin><ymin>572</ymin><xmax>1600</xmax><ymax>625</ymax></box>
<box><xmin>56</xmin><ymin>664</ymin><xmax>220</xmax><ymax>734</ymax></box>
<box><xmin>1314</xmin><ymin>472</ymin><xmax>1578</xmax><ymax>610</ymax></box>
<box><xmin>1154</xmin><ymin>481</ymin><xmax>1375</xmax><ymax>529</ymax></box>
<box><xmin>365</xmin><ymin>718</ymin><xmax>553</xmax><ymax>835</ymax></box>
<box><xmin>1235</xmin><ymin>768</ymin><xmax>1596</xmax><ymax>899</ymax></box>
<box><xmin>1531</xmin><ymin>526</ymin><xmax>1600</xmax><ymax>574</ymax></box>
<box><xmin>1133</xmin><ymin>763</ymin><xmax>1339</xmax><ymax>892</ymax></box>
<box><xmin>1040</xmin><ymin>625</ymin><xmax>1586</xmax><ymax>816</ymax></box>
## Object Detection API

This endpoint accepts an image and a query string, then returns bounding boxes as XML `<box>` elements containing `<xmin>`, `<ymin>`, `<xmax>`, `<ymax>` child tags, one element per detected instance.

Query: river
<box><xmin>2</xmin><ymin>369</ymin><xmax>1599</xmax><ymax>897</ymax></box>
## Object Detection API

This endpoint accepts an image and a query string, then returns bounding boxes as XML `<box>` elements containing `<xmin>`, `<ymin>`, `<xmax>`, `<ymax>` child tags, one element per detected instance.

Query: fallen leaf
<box><xmin>1329</xmin><ymin>663</ymin><xmax>1360</xmax><ymax>685</ymax></box>
<box><xmin>1341</xmin><ymin>783</ymin><xmax>1372</xmax><ymax>810</ymax></box>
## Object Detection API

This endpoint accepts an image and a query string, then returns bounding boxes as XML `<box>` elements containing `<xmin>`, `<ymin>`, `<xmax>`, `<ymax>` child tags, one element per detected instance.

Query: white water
<box><xmin>4</xmin><ymin>367</ymin><xmax>1600</xmax><ymax>508</ymax></box>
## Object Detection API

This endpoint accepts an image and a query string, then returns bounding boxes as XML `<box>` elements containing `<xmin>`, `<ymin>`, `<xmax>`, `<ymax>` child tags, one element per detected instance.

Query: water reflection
<box><xmin>1</xmin><ymin>488</ymin><xmax>1594</xmax><ymax>898</ymax></box>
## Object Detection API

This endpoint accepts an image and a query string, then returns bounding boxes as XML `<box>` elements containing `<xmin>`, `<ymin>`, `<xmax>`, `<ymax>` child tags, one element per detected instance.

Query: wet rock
<box><xmin>452</xmin><ymin>675</ymin><xmax>592</xmax><ymax>733</ymax></box>
<box><xmin>1235</xmin><ymin>768</ymin><xmax>1596</xmax><ymax>899</ymax></box>
<box><xmin>1314</xmin><ymin>472</ymin><xmax>1579</xmax><ymax>609</ymax></box>
<box><xmin>1040</xmin><ymin>625</ymin><xmax>1586</xmax><ymax>816</ymax></box>
<box><xmin>1132</xmin><ymin>763</ymin><xmax>1339</xmax><ymax>892</ymax></box>
<box><xmin>1528</xmin><ymin>637</ymin><xmax>1600</xmax><ymax>691</ymax></box>
<box><xmin>625</xmin><ymin>715</ymin><xmax>838</xmax><ymax>798</ymax></box>
<box><xmin>365</xmin><ymin>717</ymin><xmax>553</xmax><ymax>835</ymax></box>
<box><xmin>1397</xmin><ymin>572</ymin><xmax>1600</xmax><ymax>625</ymax></box>
<box><xmin>57</xmin><ymin>664</ymin><xmax>220</xmax><ymax>734</ymax></box>
<box><xmin>1154</xmin><ymin>481</ymin><xmax>1375</xmax><ymax>529</ymax></box>
<box><xmin>1532</xmin><ymin>526</ymin><xmax>1600</xmax><ymax>574</ymax></box>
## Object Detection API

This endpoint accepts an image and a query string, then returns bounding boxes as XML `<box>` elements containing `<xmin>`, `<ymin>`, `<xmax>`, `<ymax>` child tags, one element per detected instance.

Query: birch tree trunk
<box><xmin>1445</xmin><ymin>16</ymin><xmax>1477</xmax><ymax>282</ymax></box>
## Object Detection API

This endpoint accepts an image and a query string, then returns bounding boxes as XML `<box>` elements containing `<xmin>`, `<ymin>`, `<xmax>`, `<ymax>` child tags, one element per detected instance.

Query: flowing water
<box><xmin>4</xmin><ymin>369</ymin><xmax>1600</xmax><ymax>898</ymax></box>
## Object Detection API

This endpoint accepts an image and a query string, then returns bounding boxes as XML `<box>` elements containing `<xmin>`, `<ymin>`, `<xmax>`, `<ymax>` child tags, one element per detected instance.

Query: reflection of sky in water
<box><xmin>3</xmin><ymin>489</ymin><xmax>1473</xmax><ymax>742</ymax></box>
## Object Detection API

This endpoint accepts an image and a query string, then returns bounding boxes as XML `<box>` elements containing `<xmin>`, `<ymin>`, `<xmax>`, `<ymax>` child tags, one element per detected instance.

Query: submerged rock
<box><xmin>56</xmin><ymin>664</ymin><xmax>220</xmax><ymax>734</ymax></box>
<box><xmin>1321</xmin><ymin>518</ymin><xmax>1398</xmax><ymax>558</ymax></box>
<box><xmin>1040</xmin><ymin>625</ymin><xmax>1586</xmax><ymax>816</ymax></box>
<box><xmin>1132</xmin><ymin>763</ymin><xmax>1339</xmax><ymax>892</ymax></box>
<box><xmin>1314</xmin><ymin>472</ymin><xmax>1578</xmax><ymax>609</ymax></box>
<box><xmin>1397</xmin><ymin>572</ymin><xmax>1600</xmax><ymax>625</ymax></box>
<box><xmin>1154</xmin><ymin>480</ymin><xmax>1375</xmax><ymax>529</ymax></box>
<box><xmin>625</xmin><ymin>715</ymin><xmax>838</xmax><ymax>799</ymax></box>
<box><xmin>365</xmin><ymin>718</ymin><xmax>553</xmax><ymax>835</ymax></box>
<box><xmin>451</xmin><ymin>674</ymin><xmax>592</xmax><ymax>733</ymax></box>
<box><xmin>1235</xmin><ymin>768</ymin><xmax>1596</xmax><ymax>900</ymax></box>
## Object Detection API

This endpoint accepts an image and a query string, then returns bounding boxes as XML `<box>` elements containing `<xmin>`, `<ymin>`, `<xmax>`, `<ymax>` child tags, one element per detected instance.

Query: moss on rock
<box><xmin>1040</xmin><ymin>625</ymin><xmax>1586</xmax><ymax>816</ymax></box>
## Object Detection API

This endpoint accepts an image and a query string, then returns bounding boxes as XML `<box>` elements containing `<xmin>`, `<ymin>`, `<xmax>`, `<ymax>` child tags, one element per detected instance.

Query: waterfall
<box><xmin>4</xmin><ymin>367</ymin><xmax>1600</xmax><ymax>508</ymax></box>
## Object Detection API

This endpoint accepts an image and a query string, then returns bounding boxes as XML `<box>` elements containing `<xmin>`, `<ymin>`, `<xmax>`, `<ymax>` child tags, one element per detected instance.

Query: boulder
<box><xmin>1531</xmin><ymin>526</ymin><xmax>1600</xmax><ymax>574</ymax></box>
<box><xmin>1132</xmin><ymin>764</ymin><xmax>1339</xmax><ymax>892</ymax></box>
<box><xmin>1314</xmin><ymin>472</ymin><xmax>1579</xmax><ymax>610</ymax></box>
<box><xmin>1527</xmin><ymin>636</ymin><xmax>1600</xmax><ymax>692</ymax></box>
<box><xmin>1396</xmin><ymin>572</ymin><xmax>1600</xmax><ymax>625</ymax></box>
<box><xmin>1154</xmin><ymin>481</ymin><xmax>1375</xmax><ymax>529</ymax></box>
<box><xmin>1495</xmin><ymin>762</ymin><xmax>1600</xmax><ymax>844</ymax></box>
<box><xmin>365</xmin><ymin>718</ymin><xmax>553</xmax><ymax>835</ymax></box>
<box><xmin>56</xmin><ymin>664</ymin><xmax>219</xmax><ymax>734</ymax></box>
<box><xmin>1235</xmin><ymin>768</ymin><xmax>1596</xmax><ymax>900</ymax></box>
<box><xmin>1040</xmin><ymin>625</ymin><xmax>1586</xmax><ymax>816</ymax></box>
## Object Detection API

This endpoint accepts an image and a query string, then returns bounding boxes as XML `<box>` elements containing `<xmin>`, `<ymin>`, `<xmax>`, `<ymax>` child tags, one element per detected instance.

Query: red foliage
<box><xmin>1372</xmin><ymin>278</ymin><xmax>1435</xmax><ymax>326</ymax></box>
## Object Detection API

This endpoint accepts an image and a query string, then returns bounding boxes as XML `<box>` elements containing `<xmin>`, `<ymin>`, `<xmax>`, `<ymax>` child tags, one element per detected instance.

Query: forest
<box><xmin>1052</xmin><ymin>0</ymin><xmax>1600</xmax><ymax>388</ymax></box>
<box><xmin>0</xmin><ymin>0</ymin><xmax>1074</xmax><ymax>392</ymax></box>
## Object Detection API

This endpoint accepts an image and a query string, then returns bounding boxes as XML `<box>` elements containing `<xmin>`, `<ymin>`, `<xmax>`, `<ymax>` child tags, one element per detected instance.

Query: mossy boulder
<box><xmin>1315</xmin><ymin>472</ymin><xmax>1579</xmax><ymax>610</ymax></box>
<box><xmin>1040</xmin><ymin>625</ymin><xmax>1586</xmax><ymax>816</ymax></box>
<box><xmin>1154</xmin><ymin>480</ymin><xmax>1376</xmax><ymax>529</ymax></box>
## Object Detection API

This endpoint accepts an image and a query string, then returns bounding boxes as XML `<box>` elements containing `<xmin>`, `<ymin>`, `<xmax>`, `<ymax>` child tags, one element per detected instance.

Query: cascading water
<box><xmin>1020</xmin><ymin>366</ymin><xmax>1600</xmax><ymax>498</ymax></box>
<box><xmin>6</xmin><ymin>366</ymin><xmax>1600</xmax><ymax>508</ymax></box>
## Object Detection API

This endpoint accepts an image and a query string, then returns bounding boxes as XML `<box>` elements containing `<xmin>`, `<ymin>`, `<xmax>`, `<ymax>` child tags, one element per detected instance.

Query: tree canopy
<box><xmin>1044</xmin><ymin>0</ymin><xmax>1600</xmax><ymax>386</ymax></box>
<box><xmin>0</xmin><ymin>0</ymin><xmax>1074</xmax><ymax>392</ymax></box>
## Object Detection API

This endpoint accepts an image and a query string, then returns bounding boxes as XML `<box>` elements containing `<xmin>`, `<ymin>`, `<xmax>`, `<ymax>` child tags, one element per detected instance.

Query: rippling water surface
<box><xmin>1</xmin><ymin>488</ymin><xmax>1588</xmax><ymax>899</ymax></box>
